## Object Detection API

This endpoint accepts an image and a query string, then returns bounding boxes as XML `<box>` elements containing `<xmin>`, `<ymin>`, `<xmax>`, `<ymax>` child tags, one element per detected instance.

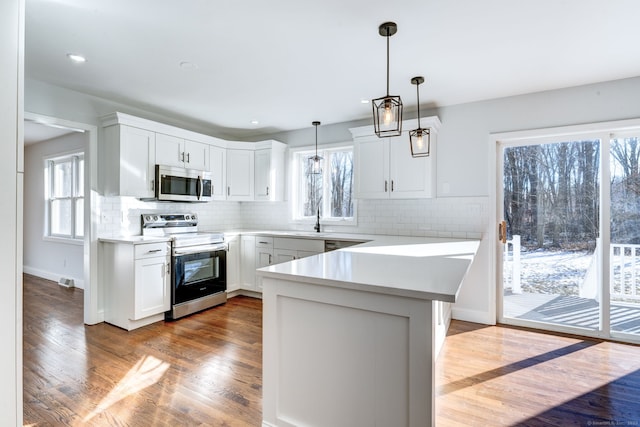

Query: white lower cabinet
<box><xmin>255</xmin><ymin>237</ymin><xmax>274</xmax><ymax>292</ymax></box>
<box><xmin>226</xmin><ymin>234</ymin><xmax>240</xmax><ymax>292</ymax></box>
<box><xmin>241</xmin><ymin>235</ymin><xmax>257</xmax><ymax>291</ymax></box>
<box><xmin>101</xmin><ymin>240</ymin><xmax>171</xmax><ymax>331</ymax></box>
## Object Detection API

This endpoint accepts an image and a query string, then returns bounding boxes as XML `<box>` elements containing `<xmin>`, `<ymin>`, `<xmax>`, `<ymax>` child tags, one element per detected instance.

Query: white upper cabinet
<box><xmin>100</xmin><ymin>124</ymin><xmax>156</xmax><ymax>198</ymax></box>
<box><xmin>227</xmin><ymin>148</ymin><xmax>255</xmax><ymax>201</ymax></box>
<box><xmin>209</xmin><ymin>145</ymin><xmax>227</xmax><ymax>200</ymax></box>
<box><xmin>254</xmin><ymin>141</ymin><xmax>286</xmax><ymax>201</ymax></box>
<box><xmin>100</xmin><ymin>113</ymin><xmax>287</xmax><ymax>201</ymax></box>
<box><xmin>351</xmin><ymin>116</ymin><xmax>440</xmax><ymax>199</ymax></box>
<box><xmin>156</xmin><ymin>133</ymin><xmax>209</xmax><ymax>171</ymax></box>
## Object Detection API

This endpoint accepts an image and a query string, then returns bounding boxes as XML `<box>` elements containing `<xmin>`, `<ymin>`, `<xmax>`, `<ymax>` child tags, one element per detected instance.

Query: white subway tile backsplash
<box><xmin>97</xmin><ymin>195</ymin><xmax>489</xmax><ymax>240</ymax></box>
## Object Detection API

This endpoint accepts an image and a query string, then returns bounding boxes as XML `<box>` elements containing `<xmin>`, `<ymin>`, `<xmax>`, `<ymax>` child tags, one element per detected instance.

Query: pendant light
<box><xmin>409</xmin><ymin>76</ymin><xmax>430</xmax><ymax>157</ymax></box>
<box><xmin>308</xmin><ymin>121</ymin><xmax>323</xmax><ymax>174</ymax></box>
<box><xmin>372</xmin><ymin>22</ymin><xmax>403</xmax><ymax>138</ymax></box>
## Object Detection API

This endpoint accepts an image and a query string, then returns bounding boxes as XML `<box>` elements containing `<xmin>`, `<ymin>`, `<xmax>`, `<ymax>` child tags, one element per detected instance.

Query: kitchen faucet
<box><xmin>314</xmin><ymin>207</ymin><xmax>321</xmax><ymax>233</ymax></box>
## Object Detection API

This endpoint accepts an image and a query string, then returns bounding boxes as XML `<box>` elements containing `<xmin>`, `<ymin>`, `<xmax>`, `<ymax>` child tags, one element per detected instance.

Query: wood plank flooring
<box><xmin>23</xmin><ymin>274</ymin><xmax>262</xmax><ymax>426</ymax></box>
<box><xmin>24</xmin><ymin>274</ymin><xmax>640</xmax><ymax>426</ymax></box>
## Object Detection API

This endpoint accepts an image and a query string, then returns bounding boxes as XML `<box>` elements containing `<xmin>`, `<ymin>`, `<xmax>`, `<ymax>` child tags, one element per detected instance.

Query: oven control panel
<box><xmin>142</xmin><ymin>213</ymin><xmax>197</xmax><ymax>228</ymax></box>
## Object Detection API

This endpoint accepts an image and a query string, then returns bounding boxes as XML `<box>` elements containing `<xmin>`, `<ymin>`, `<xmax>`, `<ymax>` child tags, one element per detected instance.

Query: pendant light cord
<box><xmin>386</xmin><ymin>28</ymin><xmax>390</xmax><ymax>96</ymax></box>
<box><xmin>416</xmin><ymin>81</ymin><xmax>421</xmax><ymax>128</ymax></box>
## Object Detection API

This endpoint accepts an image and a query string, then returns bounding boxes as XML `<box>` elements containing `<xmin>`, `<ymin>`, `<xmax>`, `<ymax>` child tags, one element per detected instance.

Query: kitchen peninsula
<box><xmin>258</xmin><ymin>236</ymin><xmax>480</xmax><ymax>427</ymax></box>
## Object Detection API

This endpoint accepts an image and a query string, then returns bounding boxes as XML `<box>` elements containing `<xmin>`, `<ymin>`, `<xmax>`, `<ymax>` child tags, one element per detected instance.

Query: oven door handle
<box><xmin>173</xmin><ymin>244</ymin><xmax>227</xmax><ymax>256</ymax></box>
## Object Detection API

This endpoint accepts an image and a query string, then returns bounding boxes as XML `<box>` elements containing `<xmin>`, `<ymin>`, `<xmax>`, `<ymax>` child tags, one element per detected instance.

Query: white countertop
<box><xmin>99</xmin><ymin>235</ymin><xmax>171</xmax><ymax>244</ymax></box>
<box><xmin>256</xmin><ymin>236</ymin><xmax>480</xmax><ymax>302</ymax></box>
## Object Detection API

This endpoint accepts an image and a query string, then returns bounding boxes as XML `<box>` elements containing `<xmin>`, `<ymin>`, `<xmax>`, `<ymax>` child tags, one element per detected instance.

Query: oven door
<box><xmin>173</xmin><ymin>247</ymin><xmax>226</xmax><ymax>305</ymax></box>
<box><xmin>156</xmin><ymin>165</ymin><xmax>212</xmax><ymax>202</ymax></box>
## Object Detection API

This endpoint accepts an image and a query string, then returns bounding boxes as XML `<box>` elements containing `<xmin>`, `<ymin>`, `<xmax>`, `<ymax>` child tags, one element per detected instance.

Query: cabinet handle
<box><xmin>151</xmin><ymin>179</ymin><xmax>155</xmax><ymax>192</ymax></box>
<box><xmin>266</xmin><ymin>186</ymin><xmax>269</xmax><ymax>196</ymax></box>
<box><xmin>268</xmin><ymin>254</ymin><xmax>272</xmax><ymax>264</ymax></box>
<box><xmin>147</xmin><ymin>249</ymin><xmax>162</xmax><ymax>253</ymax></box>
<box><xmin>227</xmin><ymin>186</ymin><xmax>230</xmax><ymax>196</ymax></box>
<box><xmin>385</xmin><ymin>180</ymin><xmax>388</xmax><ymax>192</ymax></box>
<box><xmin>166</xmin><ymin>263</ymin><xmax>171</xmax><ymax>275</ymax></box>
<box><xmin>391</xmin><ymin>180</ymin><xmax>395</xmax><ymax>192</ymax></box>
<box><xmin>187</xmin><ymin>152</ymin><xmax>190</xmax><ymax>163</ymax></box>
<box><xmin>181</xmin><ymin>151</ymin><xmax>185</xmax><ymax>162</ymax></box>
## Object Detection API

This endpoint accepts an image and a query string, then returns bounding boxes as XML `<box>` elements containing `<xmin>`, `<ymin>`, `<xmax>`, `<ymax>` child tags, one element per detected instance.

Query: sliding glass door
<box><xmin>498</xmin><ymin>128</ymin><xmax>640</xmax><ymax>343</ymax></box>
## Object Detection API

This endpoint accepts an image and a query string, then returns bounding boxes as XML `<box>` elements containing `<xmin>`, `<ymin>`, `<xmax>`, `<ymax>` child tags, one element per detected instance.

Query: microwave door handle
<box><xmin>196</xmin><ymin>176</ymin><xmax>202</xmax><ymax>200</ymax></box>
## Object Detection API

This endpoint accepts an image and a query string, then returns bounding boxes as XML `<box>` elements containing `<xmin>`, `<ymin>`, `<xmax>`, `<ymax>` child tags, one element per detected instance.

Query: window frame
<box><xmin>44</xmin><ymin>152</ymin><xmax>84</xmax><ymax>243</ymax></box>
<box><xmin>290</xmin><ymin>142</ymin><xmax>357</xmax><ymax>225</ymax></box>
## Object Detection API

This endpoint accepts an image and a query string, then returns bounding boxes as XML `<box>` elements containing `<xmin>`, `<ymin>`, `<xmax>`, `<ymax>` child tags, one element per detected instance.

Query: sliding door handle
<box><xmin>498</xmin><ymin>220</ymin><xmax>507</xmax><ymax>244</ymax></box>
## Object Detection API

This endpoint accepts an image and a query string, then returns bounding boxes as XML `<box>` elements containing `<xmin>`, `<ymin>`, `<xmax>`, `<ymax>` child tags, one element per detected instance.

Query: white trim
<box><xmin>452</xmin><ymin>306</ymin><xmax>495</xmax><ymax>325</ymax></box>
<box><xmin>43</xmin><ymin>235</ymin><xmax>83</xmax><ymax>246</ymax></box>
<box><xmin>23</xmin><ymin>266</ymin><xmax>85</xmax><ymax>289</ymax></box>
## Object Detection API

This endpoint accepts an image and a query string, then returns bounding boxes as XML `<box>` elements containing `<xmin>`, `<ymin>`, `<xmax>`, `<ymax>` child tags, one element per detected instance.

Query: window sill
<box><xmin>44</xmin><ymin>236</ymin><xmax>84</xmax><ymax>246</ymax></box>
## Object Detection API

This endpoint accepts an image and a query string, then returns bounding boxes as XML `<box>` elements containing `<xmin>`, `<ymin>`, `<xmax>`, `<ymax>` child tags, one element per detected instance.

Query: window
<box><xmin>45</xmin><ymin>153</ymin><xmax>84</xmax><ymax>240</ymax></box>
<box><xmin>292</xmin><ymin>146</ymin><xmax>355</xmax><ymax>221</ymax></box>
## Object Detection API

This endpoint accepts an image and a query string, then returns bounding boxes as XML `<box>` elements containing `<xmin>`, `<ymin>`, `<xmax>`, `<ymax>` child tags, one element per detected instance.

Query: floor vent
<box><xmin>58</xmin><ymin>277</ymin><xmax>75</xmax><ymax>288</ymax></box>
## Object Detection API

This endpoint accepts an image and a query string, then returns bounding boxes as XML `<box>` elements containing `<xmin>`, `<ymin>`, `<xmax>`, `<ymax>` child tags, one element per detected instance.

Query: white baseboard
<box><xmin>23</xmin><ymin>266</ymin><xmax>85</xmax><ymax>289</ymax></box>
<box><xmin>452</xmin><ymin>306</ymin><xmax>495</xmax><ymax>325</ymax></box>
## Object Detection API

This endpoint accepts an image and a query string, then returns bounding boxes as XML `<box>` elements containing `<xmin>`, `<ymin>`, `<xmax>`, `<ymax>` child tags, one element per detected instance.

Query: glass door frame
<box><xmin>489</xmin><ymin>118</ymin><xmax>640</xmax><ymax>344</ymax></box>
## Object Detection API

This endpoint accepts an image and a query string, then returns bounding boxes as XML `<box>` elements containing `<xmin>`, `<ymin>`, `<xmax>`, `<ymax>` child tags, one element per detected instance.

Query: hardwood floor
<box><xmin>24</xmin><ymin>274</ymin><xmax>640</xmax><ymax>426</ymax></box>
<box><xmin>437</xmin><ymin>321</ymin><xmax>640</xmax><ymax>426</ymax></box>
<box><xmin>23</xmin><ymin>274</ymin><xmax>262</xmax><ymax>426</ymax></box>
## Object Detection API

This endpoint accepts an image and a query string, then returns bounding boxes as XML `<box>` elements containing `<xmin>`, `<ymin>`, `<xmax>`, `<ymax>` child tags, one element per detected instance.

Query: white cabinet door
<box><xmin>227</xmin><ymin>149</ymin><xmax>255</xmax><ymax>201</ymax></box>
<box><xmin>184</xmin><ymin>139</ymin><xmax>209</xmax><ymax>171</ymax></box>
<box><xmin>226</xmin><ymin>235</ymin><xmax>240</xmax><ymax>292</ymax></box>
<box><xmin>355</xmin><ymin>137</ymin><xmax>389</xmax><ymax>199</ymax></box>
<box><xmin>134</xmin><ymin>256</ymin><xmax>170</xmax><ymax>320</ymax></box>
<box><xmin>118</xmin><ymin>125</ymin><xmax>156</xmax><ymax>198</ymax></box>
<box><xmin>155</xmin><ymin>133</ymin><xmax>184</xmax><ymax>168</ymax></box>
<box><xmin>274</xmin><ymin>248</ymin><xmax>297</xmax><ymax>264</ymax></box>
<box><xmin>388</xmin><ymin>134</ymin><xmax>434</xmax><ymax>198</ymax></box>
<box><xmin>209</xmin><ymin>145</ymin><xmax>227</xmax><ymax>200</ymax></box>
<box><xmin>156</xmin><ymin>133</ymin><xmax>210</xmax><ymax>171</ymax></box>
<box><xmin>240</xmin><ymin>235</ymin><xmax>256</xmax><ymax>291</ymax></box>
<box><xmin>254</xmin><ymin>148</ymin><xmax>271</xmax><ymax>200</ymax></box>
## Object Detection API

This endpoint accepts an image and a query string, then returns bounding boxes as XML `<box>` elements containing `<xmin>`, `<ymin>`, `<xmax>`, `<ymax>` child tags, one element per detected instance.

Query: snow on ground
<box><xmin>504</xmin><ymin>249</ymin><xmax>592</xmax><ymax>296</ymax></box>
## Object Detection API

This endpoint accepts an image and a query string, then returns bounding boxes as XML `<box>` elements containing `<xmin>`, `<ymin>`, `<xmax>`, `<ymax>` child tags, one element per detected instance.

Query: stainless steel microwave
<box><xmin>155</xmin><ymin>165</ymin><xmax>212</xmax><ymax>202</ymax></box>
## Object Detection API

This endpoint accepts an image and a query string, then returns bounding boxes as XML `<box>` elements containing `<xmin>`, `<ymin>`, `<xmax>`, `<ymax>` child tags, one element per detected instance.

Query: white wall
<box><xmin>25</xmin><ymin>76</ymin><xmax>640</xmax><ymax>325</ymax></box>
<box><xmin>24</xmin><ymin>132</ymin><xmax>86</xmax><ymax>288</ymax></box>
<box><xmin>1</xmin><ymin>0</ymin><xmax>23</xmax><ymax>424</ymax></box>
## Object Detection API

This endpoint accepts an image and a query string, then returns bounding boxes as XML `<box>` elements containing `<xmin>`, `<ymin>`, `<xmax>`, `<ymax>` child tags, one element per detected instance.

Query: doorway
<box><xmin>24</xmin><ymin>112</ymin><xmax>99</xmax><ymax>325</ymax></box>
<box><xmin>493</xmin><ymin>120</ymin><xmax>640</xmax><ymax>343</ymax></box>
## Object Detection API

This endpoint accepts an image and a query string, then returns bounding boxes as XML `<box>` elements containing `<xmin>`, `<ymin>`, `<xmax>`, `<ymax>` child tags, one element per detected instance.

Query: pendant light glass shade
<box><xmin>409</xmin><ymin>76</ymin><xmax>430</xmax><ymax>157</ymax></box>
<box><xmin>372</xmin><ymin>22</ymin><xmax>402</xmax><ymax>138</ymax></box>
<box><xmin>308</xmin><ymin>121</ymin><xmax>323</xmax><ymax>174</ymax></box>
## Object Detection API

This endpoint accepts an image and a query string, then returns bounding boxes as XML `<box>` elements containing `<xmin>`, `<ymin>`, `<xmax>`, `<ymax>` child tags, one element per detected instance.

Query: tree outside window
<box><xmin>295</xmin><ymin>147</ymin><xmax>354</xmax><ymax>221</ymax></box>
<box><xmin>46</xmin><ymin>153</ymin><xmax>84</xmax><ymax>240</ymax></box>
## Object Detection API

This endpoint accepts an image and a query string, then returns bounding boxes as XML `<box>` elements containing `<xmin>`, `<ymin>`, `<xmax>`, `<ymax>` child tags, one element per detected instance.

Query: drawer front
<box><xmin>255</xmin><ymin>236</ymin><xmax>274</xmax><ymax>248</ymax></box>
<box><xmin>274</xmin><ymin>237</ymin><xmax>324</xmax><ymax>253</ymax></box>
<box><xmin>135</xmin><ymin>242</ymin><xmax>170</xmax><ymax>259</ymax></box>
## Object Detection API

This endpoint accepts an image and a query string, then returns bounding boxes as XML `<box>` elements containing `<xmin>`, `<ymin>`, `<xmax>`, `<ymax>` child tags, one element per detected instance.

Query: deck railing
<box><xmin>611</xmin><ymin>243</ymin><xmax>640</xmax><ymax>302</ymax></box>
<box><xmin>504</xmin><ymin>235</ymin><xmax>521</xmax><ymax>293</ymax></box>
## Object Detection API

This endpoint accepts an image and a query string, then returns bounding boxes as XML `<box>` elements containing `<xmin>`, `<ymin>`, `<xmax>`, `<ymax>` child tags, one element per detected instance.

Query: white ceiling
<box><xmin>25</xmin><ymin>0</ymin><xmax>640</xmax><ymax>140</ymax></box>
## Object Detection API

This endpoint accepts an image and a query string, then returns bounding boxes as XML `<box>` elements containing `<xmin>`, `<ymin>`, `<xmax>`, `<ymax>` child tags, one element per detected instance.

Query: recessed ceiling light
<box><xmin>179</xmin><ymin>61</ymin><xmax>198</xmax><ymax>70</ymax></box>
<box><xmin>360</xmin><ymin>99</ymin><xmax>369</xmax><ymax>104</ymax></box>
<box><xmin>250</xmin><ymin>120</ymin><xmax>259</xmax><ymax>125</ymax></box>
<box><xmin>67</xmin><ymin>53</ymin><xmax>86</xmax><ymax>63</ymax></box>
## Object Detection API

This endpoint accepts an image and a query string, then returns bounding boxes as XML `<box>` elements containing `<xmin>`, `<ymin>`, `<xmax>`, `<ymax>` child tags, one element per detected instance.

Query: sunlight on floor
<box><xmin>83</xmin><ymin>355</ymin><xmax>170</xmax><ymax>422</ymax></box>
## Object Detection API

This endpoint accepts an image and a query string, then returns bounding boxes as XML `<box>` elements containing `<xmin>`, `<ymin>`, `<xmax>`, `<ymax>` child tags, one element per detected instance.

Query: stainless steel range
<box><xmin>142</xmin><ymin>213</ymin><xmax>227</xmax><ymax>319</ymax></box>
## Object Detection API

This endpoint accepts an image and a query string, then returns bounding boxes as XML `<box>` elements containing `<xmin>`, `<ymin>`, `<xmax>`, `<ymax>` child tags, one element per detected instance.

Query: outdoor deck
<box><xmin>504</xmin><ymin>291</ymin><xmax>640</xmax><ymax>334</ymax></box>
